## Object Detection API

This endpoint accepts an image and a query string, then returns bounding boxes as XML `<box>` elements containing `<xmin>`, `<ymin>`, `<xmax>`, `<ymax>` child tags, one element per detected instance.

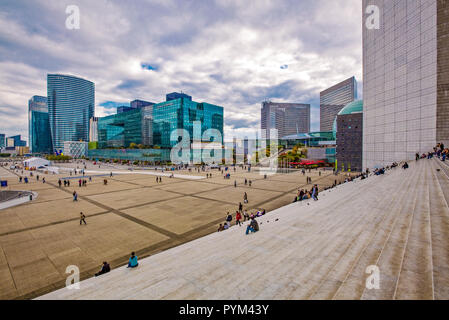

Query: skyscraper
<box><xmin>47</xmin><ymin>74</ymin><xmax>95</xmax><ymax>152</ymax></box>
<box><xmin>362</xmin><ymin>0</ymin><xmax>449</xmax><ymax>169</ymax></box>
<box><xmin>29</xmin><ymin>95</ymin><xmax>52</xmax><ymax>153</ymax></box>
<box><xmin>261</xmin><ymin>102</ymin><xmax>310</xmax><ymax>138</ymax></box>
<box><xmin>320</xmin><ymin>77</ymin><xmax>357</xmax><ymax>132</ymax></box>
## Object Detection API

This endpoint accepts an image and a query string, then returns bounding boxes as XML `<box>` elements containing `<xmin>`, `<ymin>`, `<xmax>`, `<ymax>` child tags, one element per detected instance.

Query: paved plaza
<box><xmin>38</xmin><ymin>159</ymin><xmax>449</xmax><ymax>300</ymax></box>
<box><xmin>0</xmin><ymin>164</ymin><xmax>350</xmax><ymax>299</ymax></box>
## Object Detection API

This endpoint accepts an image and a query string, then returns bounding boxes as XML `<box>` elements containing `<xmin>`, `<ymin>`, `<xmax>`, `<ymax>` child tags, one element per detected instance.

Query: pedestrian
<box><xmin>58</xmin><ymin>179</ymin><xmax>62</xmax><ymax>187</ymax></box>
<box><xmin>239</xmin><ymin>202</ymin><xmax>243</xmax><ymax>211</ymax></box>
<box><xmin>243</xmin><ymin>192</ymin><xmax>248</xmax><ymax>204</ymax></box>
<box><xmin>73</xmin><ymin>191</ymin><xmax>78</xmax><ymax>201</ymax></box>
<box><xmin>249</xmin><ymin>180</ymin><xmax>252</xmax><ymax>187</ymax></box>
<box><xmin>234</xmin><ymin>180</ymin><xmax>237</xmax><ymax>188</ymax></box>
<box><xmin>236</xmin><ymin>211</ymin><xmax>242</xmax><ymax>226</ymax></box>
<box><xmin>218</xmin><ymin>224</ymin><xmax>224</xmax><ymax>232</ymax></box>
<box><xmin>80</xmin><ymin>212</ymin><xmax>87</xmax><ymax>225</ymax></box>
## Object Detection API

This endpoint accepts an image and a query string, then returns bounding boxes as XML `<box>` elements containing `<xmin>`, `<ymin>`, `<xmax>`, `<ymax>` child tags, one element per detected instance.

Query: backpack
<box><xmin>227</xmin><ymin>215</ymin><xmax>232</xmax><ymax>222</ymax></box>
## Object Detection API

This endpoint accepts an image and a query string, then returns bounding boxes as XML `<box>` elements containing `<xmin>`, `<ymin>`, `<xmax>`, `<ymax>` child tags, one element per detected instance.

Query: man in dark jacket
<box><xmin>95</xmin><ymin>262</ymin><xmax>111</xmax><ymax>276</ymax></box>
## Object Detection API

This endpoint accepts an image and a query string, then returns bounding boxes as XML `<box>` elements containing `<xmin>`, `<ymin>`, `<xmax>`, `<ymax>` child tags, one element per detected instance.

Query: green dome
<box><xmin>332</xmin><ymin>100</ymin><xmax>363</xmax><ymax>137</ymax></box>
<box><xmin>338</xmin><ymin>100</ymin><xmax>363</xmax><ymax>116</ymax></box>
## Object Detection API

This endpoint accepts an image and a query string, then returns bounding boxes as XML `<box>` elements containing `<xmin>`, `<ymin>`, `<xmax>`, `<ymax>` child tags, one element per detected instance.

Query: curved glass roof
<box><xmin>337</xmin><ymin>100</ymin><xmax>363</xmax><ymax>116</ymax></box>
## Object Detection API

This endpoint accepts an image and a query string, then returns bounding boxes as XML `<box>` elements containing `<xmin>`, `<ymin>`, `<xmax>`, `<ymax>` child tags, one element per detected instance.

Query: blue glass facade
<box><xmin>97</xmin><ymin>108</ymin><xmax>144</xmax><ymax>148</ymax></box>
<box><xmin>130</xmin><ymin>99</ymin><xmax>155</xmax><ymax>109</ymax></box>
<box><xmin>8</xmin><ymin>135</ymin><xmax>26</xmax><ymax>147</ymax></box>
<box><xmin>166</xmin><ymin>92</ymin><xmax>192</xmax><ymax>102</ymax></box>
<box><xmin>0</xmin><ymin>134</ymin><xmax>5</xmax><ymax>148</ymax></box>
<box><xmin>152</xmin><ymin>98</ymin><xmax>224</xmax><ymax>148</ymax></box>
<box><xmin>28</xmin><ymin>95</ymin><xmax>52</xmax><ymax>153</ymax></box>
<box><xmin>47</xmin><ymin>74</ymin><xmax>94</xmax><ymax>152</ymax></box>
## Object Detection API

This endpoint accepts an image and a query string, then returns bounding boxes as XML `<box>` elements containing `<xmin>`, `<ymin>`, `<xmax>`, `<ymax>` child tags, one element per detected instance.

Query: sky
<box><xmin>0</xmin><ymin>0</ymin><xmax>363</xmax><ymax>143</ymax></box>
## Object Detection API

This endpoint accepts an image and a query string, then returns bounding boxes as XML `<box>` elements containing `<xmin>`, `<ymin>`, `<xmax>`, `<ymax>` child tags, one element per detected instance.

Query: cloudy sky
<box><xmin>0</xmin><ymin>0</ymin><xmax>363</xmax><ymax>142</ymax></box>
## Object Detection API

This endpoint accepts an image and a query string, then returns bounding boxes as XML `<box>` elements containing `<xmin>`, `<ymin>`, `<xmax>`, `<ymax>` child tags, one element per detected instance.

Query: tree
<box><xmin>129</xmin><ymin>143</ymin><xmax>137</xmax><ymax>149</ymax></box>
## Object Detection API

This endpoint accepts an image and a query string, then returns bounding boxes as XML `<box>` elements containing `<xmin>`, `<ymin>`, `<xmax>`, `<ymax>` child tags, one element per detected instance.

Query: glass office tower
<box><xmin>97</xmin><ymin>108</ymin><xmax>144</xmax><ymax>148</ymax></box>
<box><xmin>28</xmin><ymin>95</ymin><xmax>52</xmax><ymax>153</ymax></box>
<box><xmin>320</xmin><ymin>77</ymin><xmax>357</xmax><ymax>132</ymax></box>
<box><xmin>47</xmin><ymin>74</ymin><xmax>95</xmax><ymax>152</ymax></box>
<box><xmin>152</xmin><ymin>97</ymin><xmax>224</xmax><ymax>148</ymax></box>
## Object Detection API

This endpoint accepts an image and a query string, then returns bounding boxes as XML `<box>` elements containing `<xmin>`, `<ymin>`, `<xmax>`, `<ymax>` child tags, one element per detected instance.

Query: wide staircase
<box><xmin>38</xmin><ymin>159</ymin><xmax>449</xmax><ymax>300</ymax></box>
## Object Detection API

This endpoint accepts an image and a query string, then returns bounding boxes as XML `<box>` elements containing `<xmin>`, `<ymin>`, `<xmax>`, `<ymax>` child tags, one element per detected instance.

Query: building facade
<box><xmin>28</xmin><ymin>95</ymin><xmax>52</xmax><ymax>153</ymax></box>
<box><xmin>47</xmin><ymin>74</ymin><xmax>95</xmax><ymax>152</ymax></box>
<box><xmin>130</xmin><ymin>99</ymin><xmax>155</xmax><ymax>109</ymax></box>
<box><xmin>89</xmin><ymin>117</ymin><xmax>99</xmax><ymax>142</ymax></box>
<box><xmin>0</xmin><ymin>134</ymin><xmax>5</xmax><ymax>149</ymax></box>
<box><xmin>166</xmin><ymin>92</ymin><xmax>192</xmax><ymax>102</ymax></box>
<box><xmin>7</xmin><ymin>135</ymin><xmax>26</xmax><ymax>147</ymax></box>
<box><xmin>362</xmin><ymin>0</ymin><xmax>449</xmax><ymax>169</ymax></box>
<box><xmin>152</xmin><ymin>97</ymin><xmax>224</xmax><ymax>148</ymax></box>
<box><xmin>261</xmin><ymin>102</ymin><xmax>310</xmax><ymax>139</ymax></box>
<box><xmin>320</xmin><ymin>77</ymin><xmax>357</xmax><ymax>132</ymax></box>
<box><xmin>336</xmin><ymin>100</ymin><xmax>363</xmax><ymax>172</ymax></box>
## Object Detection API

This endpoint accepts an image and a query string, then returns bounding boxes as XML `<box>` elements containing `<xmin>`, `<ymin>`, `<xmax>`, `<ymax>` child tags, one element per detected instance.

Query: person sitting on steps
<box><xmin>127</xmin><ymin>252</ymin><xmax>138</xmax><ymax>268</ymax></box>
<box><xmin>95</xmin><ymin>261</ymin><xmax>111</xmax><ymax>277</ymax></box>
<box><xmin>245</xmin><ymin>217</ymin><xmax>259</xmax><ymax>235</ymax></box>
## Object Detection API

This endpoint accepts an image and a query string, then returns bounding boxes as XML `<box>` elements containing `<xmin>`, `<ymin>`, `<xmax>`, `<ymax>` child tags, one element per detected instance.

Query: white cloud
<box><xmin>0</xmin><ymin>0</ymin><xmax>362</xmax><ymax>140</ymax></box>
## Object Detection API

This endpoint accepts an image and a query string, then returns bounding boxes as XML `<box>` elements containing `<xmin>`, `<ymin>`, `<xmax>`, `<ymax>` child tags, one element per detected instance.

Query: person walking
<box><xmin>73</xmin><ymin>191</ymin><xmax>78</xmax><ymax>201</ymax></box>
<box><xmin>234</xmin><ymin>180</ymin><xmax>237</xmax><ymax>188</ymax></box>
<box><xmin>58</xmin><ymin>179</ymin><xmax>62</xmax><ymax>187</ymax></box>
<box><xmin>235</xmin><ymin>211</ymin><xmax>242</xmax><ymax>226</ymax></box>
<box><xmin>243</xmin><ymin>192</ymin><xmax>248</xmax><ymax>204</ymax></box>
<box><xmin>80</xmin><ymin>212</ymin><xmax>87</xmax><ymax>225</ymax></box>
<box><xmin>239</xmin><ymin>202</ymin><xmax>243</xmax><ymax>212</ymax></box>
<box><xmin>311</xmin><ymin>184</ymin><xmax>318</xmax><ymax>201</ymax></box>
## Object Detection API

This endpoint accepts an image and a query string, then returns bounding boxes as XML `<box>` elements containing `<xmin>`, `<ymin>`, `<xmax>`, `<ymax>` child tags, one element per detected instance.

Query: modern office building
<box><xmin>153</xmin><ymin>97</ymin><xmax>224</xmax><ymax>148</ymax></box>
<box><xmin>261</xmin><ymin>102</ymin><xmax>310</xmax><ymax>139</ymax></box>
<box><xmin>89</xmin><ymin>117</ymin><xmax>99</xmax><ymax>142</ymax></box>
<box><xmin>336</xmin><ymin>100</ymin><xmax>363</xmax><ymax>172</ymax></box>
<box><xmin>320</xmin><ymin>77</ymin><xmax>357</xmax><ymax>132</ymax></box>
<box><xmin>97</xmin><ymin>108</ymin><xmax>143</xmax><ymax>149</ymax></box>
<box><xmin>166</xmin><ymin>92</ymin><xmax>192</xmax><ymax>102</ymax></box>
<box><xmin>28</xmin><ymin>95</ymin><xmax>52</xmax><ymax>153</ymax></box>
<box><xmin>0</xmin><ymin>134</ymin><xmax>5</xmax><ymax>149</ymax></box>
<box><xmin>47</xmin><ymin>74</ymin><xmax>95</xmax><ymax>152</ymax></box>
<box><xmin>362</xmin><ymin>0</ymin><xmax>449</xmax><ymax>169</ymax></box>
<box><xmin>117</xmin><ymin>106</ymin><xmax>134</xmax><ymax>114</ymax></box>
<box><xmin>130</xmin><ymin>99</ymin><xmax>155</xmax><ymax>109</ymax></box>
<box><xmin>7</xmin><ymin>135</ymin><xmax>26</xmax><ymax>147</ymax></box>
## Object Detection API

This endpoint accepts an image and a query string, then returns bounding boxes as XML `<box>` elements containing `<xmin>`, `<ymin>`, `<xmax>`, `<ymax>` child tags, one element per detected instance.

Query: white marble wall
<box><xmin>363</xmin><ymin>0</ymin><xmax>437</xmax><ymax>169</ymax></box>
